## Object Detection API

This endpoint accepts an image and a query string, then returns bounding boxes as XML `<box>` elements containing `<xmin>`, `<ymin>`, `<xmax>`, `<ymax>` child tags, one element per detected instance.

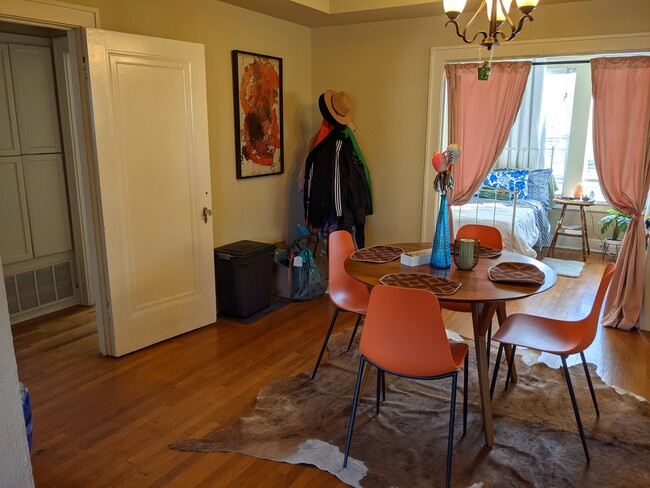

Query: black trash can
<box><xmin>214</xmin><ymin>240</ymin><xmax>276</xmax><ymax>318</ymax></box>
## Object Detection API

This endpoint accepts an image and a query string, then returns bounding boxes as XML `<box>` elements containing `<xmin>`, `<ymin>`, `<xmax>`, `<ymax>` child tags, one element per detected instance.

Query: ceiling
<box><xmin>219</xmin><ymin>0</ymin><xmax>586</xmax><ymax>28</ymax></box>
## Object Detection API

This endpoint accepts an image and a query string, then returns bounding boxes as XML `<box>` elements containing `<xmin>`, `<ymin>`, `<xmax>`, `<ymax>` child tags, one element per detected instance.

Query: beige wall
<box><xmin>8</xmin><ymin>0</ymin><xmax>648</xmax><ymax>251</ymax></box>
<box><xmin>312</xmin><ymin>0</ymin><xmax>650</xmax><ymax>246</ymax></box>
<box><xmin>71</xmin><ymin>0</ymin><xmax>312</xmax><ymax>248</ymax></box>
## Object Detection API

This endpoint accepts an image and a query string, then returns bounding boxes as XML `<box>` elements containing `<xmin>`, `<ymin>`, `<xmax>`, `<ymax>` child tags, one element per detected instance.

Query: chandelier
<box><xmin>443</xmin><ymin>0</ymin><xmax>540</xmax><ymax>50</ymax></box>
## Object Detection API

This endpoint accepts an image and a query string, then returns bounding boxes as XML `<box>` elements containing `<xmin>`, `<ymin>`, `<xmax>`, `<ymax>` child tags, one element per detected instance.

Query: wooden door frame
<box><xmin>0</xmin><ymin>0</ymin><xmax>112</xmax><ymax>351</ymax></box>
<box><xmin>0</xmin><ymin>0</ymin><xmax>99</xmax><ymax>30</ymax></box>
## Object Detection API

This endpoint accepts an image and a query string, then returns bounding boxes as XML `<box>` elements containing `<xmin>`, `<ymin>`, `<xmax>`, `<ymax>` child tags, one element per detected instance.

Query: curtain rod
<box><xmin>532</xmin><ymin>60</ymin><xmax>591</xmax><ymax>66</ymax></box>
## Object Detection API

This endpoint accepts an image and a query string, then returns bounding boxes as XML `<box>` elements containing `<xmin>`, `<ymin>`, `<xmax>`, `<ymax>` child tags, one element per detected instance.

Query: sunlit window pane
<box><xmin>582</xmin><ymin>100</ymin><xmax>605</xmax><ymax>201</ymax></box>
<box><xmin>541</xmin><ymin>68</ymin><xmax>576</xmax><ymax>194</ymax></box>
<box><xmin>494</xmin><ymin>60</ymin><xmax>607</xmax><ymax>202</ymax></box>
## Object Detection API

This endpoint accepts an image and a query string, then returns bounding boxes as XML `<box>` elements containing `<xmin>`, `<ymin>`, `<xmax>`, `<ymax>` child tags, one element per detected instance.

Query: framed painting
<box><xmin>232</xmin><ymin>50</ymin><xmax>284</xmax><ymax>179</ymax></box>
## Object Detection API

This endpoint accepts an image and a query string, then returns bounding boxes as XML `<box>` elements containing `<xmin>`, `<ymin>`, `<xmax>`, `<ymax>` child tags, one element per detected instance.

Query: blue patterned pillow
<box><xmin>528</xmin><ymin>168</ymin><xmax>554</xmax><ymax>210</ymax></box>
<box><xmin>482</xmin><ymin>169</ymin><xmax>529</xmax><ymax>199</ymax></box>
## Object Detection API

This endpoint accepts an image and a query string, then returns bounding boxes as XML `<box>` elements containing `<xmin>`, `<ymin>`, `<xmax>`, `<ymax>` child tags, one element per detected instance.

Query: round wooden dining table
<box><xmin>345</xmin><ymin>242</ymin><xmax>557</xmax><ymax>447</ymax></box>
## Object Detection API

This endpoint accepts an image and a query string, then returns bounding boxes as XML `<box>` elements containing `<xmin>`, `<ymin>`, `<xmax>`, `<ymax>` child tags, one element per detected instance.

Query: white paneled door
<box><xmin>82</xmin><ymin>28</ymin><xmax>215</xmax><ymax>356</ymax></box>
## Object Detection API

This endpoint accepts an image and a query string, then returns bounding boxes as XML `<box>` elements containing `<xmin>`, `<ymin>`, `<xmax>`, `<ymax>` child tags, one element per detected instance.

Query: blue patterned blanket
<box><xmin>467</xmin><ymin>196</ymin><xmax>552</xmax><ymax>249</ymax></box>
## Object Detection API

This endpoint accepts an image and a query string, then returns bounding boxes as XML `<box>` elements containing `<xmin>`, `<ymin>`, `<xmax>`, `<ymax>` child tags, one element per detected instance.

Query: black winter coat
<box><xmin>303</xmin><ymin>126</ymin><xmax>372</xmax><ymax>228</ymax></box>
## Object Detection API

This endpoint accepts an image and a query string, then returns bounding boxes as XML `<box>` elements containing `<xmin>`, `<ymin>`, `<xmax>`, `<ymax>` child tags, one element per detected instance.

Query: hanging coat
<box><xmin>303</xmin><ymin>125</ymin><xmax>372</xmax><ymax>230</ymax></box>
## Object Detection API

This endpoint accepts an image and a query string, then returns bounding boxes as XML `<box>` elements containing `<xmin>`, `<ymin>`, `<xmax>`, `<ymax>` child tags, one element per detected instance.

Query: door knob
<box><xmin>202</xmin><ymin>207</ymin><xmax>213</xmax><ymax>223</ymax></box>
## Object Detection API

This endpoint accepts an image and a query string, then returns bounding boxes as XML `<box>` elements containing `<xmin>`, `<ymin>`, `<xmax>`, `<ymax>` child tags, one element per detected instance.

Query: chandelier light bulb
<box><xmin>516</xmin><ymin>0</ymin><xmax>539</xmax><ymax>15</ymax></box>
<box><xmin>443</xmin><ymin>0</ymin><xmax>467</xmax><ymax>20</ymax></box>
<box><xmin>486</xmin><ymin>0</ymin><xmax>513</xmax><ymax>23</ymax></box>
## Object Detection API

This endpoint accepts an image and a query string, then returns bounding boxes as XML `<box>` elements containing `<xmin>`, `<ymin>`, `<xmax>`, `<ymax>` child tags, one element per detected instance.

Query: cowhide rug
<box><xmin>171</xmin><ymin>329</ymin><xmax>650</xmax><ymax>487</ymax></box>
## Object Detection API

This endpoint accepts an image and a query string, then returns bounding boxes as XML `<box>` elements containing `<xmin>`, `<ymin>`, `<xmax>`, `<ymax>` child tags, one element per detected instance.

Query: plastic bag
<box><xmin>292</xmin><ymin>247</ymin><xmax>327</xmax><ymax>301</ymax></box>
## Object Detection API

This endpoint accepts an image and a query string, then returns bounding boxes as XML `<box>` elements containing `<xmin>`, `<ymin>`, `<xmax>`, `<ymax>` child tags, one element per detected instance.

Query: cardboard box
<box><xmin>272</xmin><ymin>241</ymin><xmax>293</xmax><ymax>299</ymax></box>
<box><xmin>272</xmin><ymin>260</ymin><xmax>293</xmax><ymax>299</ymax></box>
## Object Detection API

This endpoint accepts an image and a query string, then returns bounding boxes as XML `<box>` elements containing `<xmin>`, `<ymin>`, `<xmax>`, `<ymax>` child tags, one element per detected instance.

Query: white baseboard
<box><xmin>549</xmin><ymin>237</ymin><xmax>606</xmax><ymax>254</ymax></box>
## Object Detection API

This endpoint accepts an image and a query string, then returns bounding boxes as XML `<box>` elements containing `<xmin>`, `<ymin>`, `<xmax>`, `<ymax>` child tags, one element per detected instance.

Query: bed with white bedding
<box><xmin>449</xmin><ymin>166</ymin><xmax>555</xmax><ymax>257</ymax></box>
<box><xmin>452</xmin><ymin>201</ymin><xmax>540</xmax><ymax>257</ymax></box>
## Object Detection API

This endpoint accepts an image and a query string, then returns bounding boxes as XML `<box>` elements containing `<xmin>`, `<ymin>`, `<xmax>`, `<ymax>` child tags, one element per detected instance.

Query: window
<box><xmin>581</xmin><ymin>101</ymin><xmax>605</xmax><ymax>201</ymax></box>
<box><xmin>498</xmin><ymin>61</ymin><xmax>604</xmax><ymax>202</ymax></box>
<box><xmin>539</xmin><ymin>66</ymin><xmax>577</xmax><ymax>191</ymax></box>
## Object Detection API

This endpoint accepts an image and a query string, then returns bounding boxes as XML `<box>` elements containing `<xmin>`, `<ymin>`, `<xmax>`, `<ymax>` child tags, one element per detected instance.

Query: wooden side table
<box><xmin>548</xmin><ymin>198</ymin><xmax>595</xmax><ymax>261</ymax></box>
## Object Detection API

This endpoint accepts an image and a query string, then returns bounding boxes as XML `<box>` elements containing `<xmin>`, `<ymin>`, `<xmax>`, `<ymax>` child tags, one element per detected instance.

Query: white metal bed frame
<box><xmin>454</xmin><ymin>146</ymin><xmax>556</xmax><ymax>253</ymax></box>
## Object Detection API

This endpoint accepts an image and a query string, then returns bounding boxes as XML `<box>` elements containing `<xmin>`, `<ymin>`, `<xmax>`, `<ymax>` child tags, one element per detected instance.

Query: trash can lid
<box><xmin>215</xmin><ymin>240</ymin><xmax>276</xmax><ymax>258</ymax></box>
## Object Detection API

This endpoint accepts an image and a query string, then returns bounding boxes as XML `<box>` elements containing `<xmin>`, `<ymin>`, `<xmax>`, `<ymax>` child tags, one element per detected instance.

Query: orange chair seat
<box><xmin>492</xmin><ymin>313</ymin><xmax>584</xmax><ymax>356</ymax></box>
<box><xmin>450</xmin><ymin>342</ymin><xmax>470</xmax><ymax>369</ymax></box>
<box><xmin>330</xmin><ymin>290</ymin><xmax>368</xmax><ymax>315</ymax></box>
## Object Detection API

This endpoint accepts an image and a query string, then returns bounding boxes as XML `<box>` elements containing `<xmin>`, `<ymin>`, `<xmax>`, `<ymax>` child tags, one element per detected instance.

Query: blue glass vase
<box><xmin>430</xmin><ymin>194</ymin><xmax>451</xmax><ymax>269</ymax></box>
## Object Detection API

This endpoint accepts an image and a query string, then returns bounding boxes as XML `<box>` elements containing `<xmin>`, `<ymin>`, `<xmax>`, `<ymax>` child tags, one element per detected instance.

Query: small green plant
<box><xmin>599</xmin><ymin>209</ymin><xmax>632</xmax><ymax>240</ymax></box>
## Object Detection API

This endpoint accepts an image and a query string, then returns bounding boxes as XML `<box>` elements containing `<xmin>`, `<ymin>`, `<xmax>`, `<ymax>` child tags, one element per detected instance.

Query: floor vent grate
<box><xmin>4</xmin><ymin>261</ymin><xmax>76</xmax><ymax>317</ymax></box>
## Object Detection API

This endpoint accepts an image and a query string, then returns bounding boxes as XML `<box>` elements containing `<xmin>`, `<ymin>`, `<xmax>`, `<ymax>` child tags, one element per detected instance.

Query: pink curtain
<box><xmin>591</xmin><ymin>56</ymin><xmax>650</xmax><ymax>330</ymax></box>
<box><xmin>445</xmin><ymin>62</ymin><xmax>531</xmax><ymax>205</ymax></box>
<box><xmin>445</xmin><ymin>62</ymin><xmax>531</xmax><ymax>237</ymax></box>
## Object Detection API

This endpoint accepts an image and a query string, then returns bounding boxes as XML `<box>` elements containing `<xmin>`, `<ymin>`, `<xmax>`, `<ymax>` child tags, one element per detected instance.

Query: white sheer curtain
<box><xmin>496</xmin><ymin>65</ymin><xmax>546</xmax><ymax>169</ymax></box>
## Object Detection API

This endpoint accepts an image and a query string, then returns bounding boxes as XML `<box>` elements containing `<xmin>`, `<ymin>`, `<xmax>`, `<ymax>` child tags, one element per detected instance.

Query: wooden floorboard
<box><xmin>11</xmin><ymin>248</ymin><xmax>649</xmax><ymax>487</ymax></box>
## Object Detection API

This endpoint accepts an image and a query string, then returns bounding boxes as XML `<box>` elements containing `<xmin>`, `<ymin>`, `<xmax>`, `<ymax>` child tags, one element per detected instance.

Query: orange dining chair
<box><xmin>490</xmin><ymin>264</ymin><xmax>616</xmax><ymax>462</ymax></box>
<box><xmin>311</xmin><ymin>230</ymin><xmax>370</xmax><ymax>380</ymax></box>
<box><xmin>443</xmin><ymin>224</ymin><xmax>504</xmax><ymax>361</ymax></box>
<box><xmin>456</xmin><ymin>223</ymin><xmax>503</xmax><ymax>249</ymax></box>
<box><xmin>343</xmin><ymin>285</ymin><xmax>469</xmax><ymax>488</ymax></box>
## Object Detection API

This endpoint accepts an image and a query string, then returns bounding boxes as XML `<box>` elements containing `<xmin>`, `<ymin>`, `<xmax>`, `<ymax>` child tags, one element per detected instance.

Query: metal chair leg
<box><xmin>504</xmin><ymin>345</ymin><xmax>517</xmax><ymax>391</ymax></box>
<box><xmin>381</xmin><ymin>370</ymin><xmax>386</xmax><ymax>401</ymax></box>
<box><xmin>346</xmin><ymin>314</ymin><xmax>363</xmax><ymax>352</ymax></box>
<box><xmin>446</xmin><ymin>372</ymin><xmax>458</xmax><ymax>488</ymax></box>
<box><xmin>493</xmin><ymin>303</ymin><xmax>508</xmax><ymax>377</ymax></box>
<box><xmin>490</xmin><ymin>343</ymin><xmax>504</xmax><ymax>399</ymax></box>
<box><xmin>312</xmin><ymin>308</ymin><xmax>340</xmax><ymax>380</ymax></box>
<box><xmin>561</xmin><ymin>355</ymin><xmax>590</xmax><ymax>462</ymax></box>
<box><xmin>344</xmin><ymin>357</ymin><xmax>366</xmax><ymax>467</ymax></box>
<box><xmin>376</xmin><ymin>367</ymin><xmax>381</xmax><ymax>415</ymax></box>
<box><xmin>580</xmin><ymin>352</ymin><xmax>600</xmax><ymax>416</ymax></box>
<box><xmin>463</xmin><ymin>354</ymin><xmax>468</xmax><ymax>436</ymax></box>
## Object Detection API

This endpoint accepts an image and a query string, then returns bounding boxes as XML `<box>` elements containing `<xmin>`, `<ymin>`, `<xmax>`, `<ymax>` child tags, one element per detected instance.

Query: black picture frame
<box><xmin>231</xmin><ymin>50</ymin><xmax>284</xmax><ymax>179</ymax></box>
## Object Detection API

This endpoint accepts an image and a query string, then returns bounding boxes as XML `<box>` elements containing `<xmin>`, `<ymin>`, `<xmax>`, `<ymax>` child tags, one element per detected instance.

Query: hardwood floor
<box><xmin>12</xmin><ymin>249</ymin><xmax>649</xmax><ymax>487</ymax></box>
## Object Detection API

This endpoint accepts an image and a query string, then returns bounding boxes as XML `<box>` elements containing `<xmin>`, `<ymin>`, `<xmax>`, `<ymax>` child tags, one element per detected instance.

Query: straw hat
<box><xmin>320</xmin><ymin>90</ymin><xmax>352</xmax><ymax>125</ymax></box>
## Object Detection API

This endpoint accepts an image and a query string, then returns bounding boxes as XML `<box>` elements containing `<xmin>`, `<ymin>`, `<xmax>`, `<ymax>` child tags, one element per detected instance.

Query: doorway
<box><xmin>0</xmin><ymin>21</ymin><xmax>92</xmax><ymax>324</ymax></box>
<box><xmin>0</xmin><ymin>1</ymin><xmax>217</xmax><ymax>358</ymax></box>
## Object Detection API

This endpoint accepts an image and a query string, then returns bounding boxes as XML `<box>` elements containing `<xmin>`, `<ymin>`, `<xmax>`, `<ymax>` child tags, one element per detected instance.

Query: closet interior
<box><xmin>1</xmin><ymin>23</ymin><xmax>85</xmax><ymax>323</ymax></box>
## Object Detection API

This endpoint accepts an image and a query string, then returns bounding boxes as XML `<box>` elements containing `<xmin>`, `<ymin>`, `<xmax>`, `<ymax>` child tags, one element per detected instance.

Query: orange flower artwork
<box><xmin>232</xmin><ymin>51</ymin><xmax>284</xmax><ymax>178</ymax></box>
